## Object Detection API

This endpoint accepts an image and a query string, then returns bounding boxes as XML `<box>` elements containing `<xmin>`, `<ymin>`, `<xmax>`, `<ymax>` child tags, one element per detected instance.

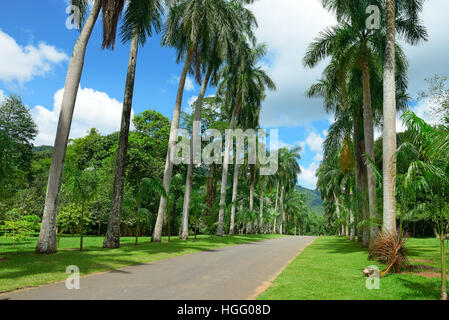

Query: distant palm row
<box><xmin>35</xmin><ymin>0</ymin><xmax>309</xmax><ymax>254</ymax></box>
<box><xmin>305</xmin><ymin>0</ymin><xmax>449</xmax><ymax>299</ymax></box>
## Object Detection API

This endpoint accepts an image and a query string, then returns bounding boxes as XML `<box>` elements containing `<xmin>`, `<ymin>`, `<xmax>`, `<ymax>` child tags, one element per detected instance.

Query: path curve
<box><xmin>1</xmin><ymin>236</ymin><xmax>316</xmax><ymax>300</ymax></box>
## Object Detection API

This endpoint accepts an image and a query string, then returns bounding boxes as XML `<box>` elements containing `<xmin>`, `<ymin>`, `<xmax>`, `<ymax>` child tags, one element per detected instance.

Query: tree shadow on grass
<box><xmin>310</xmin><ymin>237</ymin><xmax>368</xmax><ymax>255</ymax></box>
<box><xmin>0</xmin><ymin>235</ymin><xmax>275</xmax><ymax>292</ymax></box>
<box><xmin>394</xmin><ymin>276</ymin><xmax>441</xmax><ymax>300</ymax></box>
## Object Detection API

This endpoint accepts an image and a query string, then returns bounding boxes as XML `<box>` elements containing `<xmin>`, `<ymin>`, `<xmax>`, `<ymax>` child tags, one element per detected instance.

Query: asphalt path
<box><xmin>1</xmin><ymin>236</ymin><xmax>316</xmax><ymax>300</ymax></box>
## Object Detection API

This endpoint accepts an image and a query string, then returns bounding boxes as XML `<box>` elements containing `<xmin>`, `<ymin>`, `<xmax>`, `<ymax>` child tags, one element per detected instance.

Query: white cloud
<box><xmin>0</xmin><ymin>29</ymin><xmax>68</xmax><ymax>84</ymax></box>
<box><xmin>299</xmin><ymin>162</ymin><xmax>320</xmax><ymax>190</ymax></box>
<box><xmin>248</xmin><ymin>0</ymin><xmax>336</xmax><ymax>127</ymax></box>
<box><xmin>170</xmin><ymin>75</ymin><xmax>195</xmax><ymax>92</ymax></box>
<box><xmin>32</xmin><ymin>86</ymin><xmax>133</xmax><ymax>146</ymax></box>
<box><xmin>305</xmin><ymin>131</ymin><xmax>324</xmax><ymax>153</ymax></box>
<box><xmin>313</xmin><ymin>153</ymin><xmax>323</xmax><ymax>162</ymax></box>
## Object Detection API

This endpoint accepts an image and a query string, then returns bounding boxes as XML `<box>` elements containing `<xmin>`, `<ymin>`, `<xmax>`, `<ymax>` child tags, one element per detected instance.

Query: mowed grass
<box><xmin>258</xmin><ymin>236</ymin><xmax>448</xmax><ymax>300</ymax></box>
<box><xmin>0</xmin><ymin>234</ymin><xmax>283</xmax><ymax>293</ymax></box>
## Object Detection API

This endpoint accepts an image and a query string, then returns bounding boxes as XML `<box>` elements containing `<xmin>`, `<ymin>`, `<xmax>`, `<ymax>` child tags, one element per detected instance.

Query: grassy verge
<box><xmin>0</xmin><ymin>234</ymin><xmax>283</xmax><ymax>293</ymax></box>
<box><xmin>258</xmin><ymin>236</ymin><xmax>448</xmax><ymax>300</ymax></box>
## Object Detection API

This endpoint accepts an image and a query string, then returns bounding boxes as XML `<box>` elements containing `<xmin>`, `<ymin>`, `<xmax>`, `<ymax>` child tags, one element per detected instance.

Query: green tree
<box><xmin>104</xmin><ymin>0</ymin><xmax>164</xmax><ymax>249</ymax></box>
<box><xmin>37</xmin><ymin>0</ymin><xmax>127</xmax><ymax>254</ymax></box>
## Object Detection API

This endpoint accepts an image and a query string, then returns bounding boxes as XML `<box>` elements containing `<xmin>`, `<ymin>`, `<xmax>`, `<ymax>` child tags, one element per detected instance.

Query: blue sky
<box><xmin>1</xmin><ymin>0</ymin><xmax>448</xmax><ymax>189</ymax></box>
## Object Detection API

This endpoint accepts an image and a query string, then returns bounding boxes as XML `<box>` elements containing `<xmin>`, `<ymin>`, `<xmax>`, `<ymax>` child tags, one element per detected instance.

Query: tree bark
<box><xmin>103</xmin><ymin>30</ymin><xmax>139</xmax><ymax>249</ymax></box>
<box><xmin>152</xmin><ymin>47</ymin><xmax>195</xmax><ymax>242</ymax></box>
<box><xmin>179</xmin><ymin>67</ymin><xmax>212</xmax><ymax>240</ymax></box>
<box><xmin>204</xmin><ymin>163</ymin><xmax>217</xmax><ymax>220</ymax></box>
<box><xmin>216</xmin><ymin>102</ymin><xmax>240</xmax><ymax>236</ymax></box>
<box><xmin>36</xmin><ymin>0</ymin><xmax>101</xmax><ymax>254</ymax></box>
<box><xmin>273</xmin><ymin>180</ymin><xmax>279</xmax><ymax>234</ymax></box>
<box><xmin>382</xmin><ymin>0</ymin><xmax>397</xmax><ymax>235</ymax></box>
<box><xmin>259</xmin><ymin>176</ymin><xmax>264</xmax><ymax>232</ymax></box>
<box><xmin>361</xmin><ymin>58</ymin><xmax>378</xmax><ymax>245</ymax></box>
<box><xmin>278</xmin><ymin>185</ymin><xmax>285</xmax><ymax>234</ymax></box>
<box><xmin>229</xmin><ymin>162</ymin><xmax>240</xmax><ymax>235</ymax></box>
<box><xmin>361</xmin><ymin>143</ymin><xmax>370</xmax><ymax>248</ymax></box>
<box><xmin>354</xmin><ymin>109</ymin><xmax>364</xmax><ymax>243</ymax></box>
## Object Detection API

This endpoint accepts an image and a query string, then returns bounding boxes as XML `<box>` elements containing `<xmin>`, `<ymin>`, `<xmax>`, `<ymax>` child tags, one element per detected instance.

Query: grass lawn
<box><xmin>0</xmin><ymin>234</ymin><xmax>282</xmax><ymax>293</ymax></box>
<box><xmin>258</xmin><ymin>236</ymin><xmax>448</xmax><ymax>300</ymax></box>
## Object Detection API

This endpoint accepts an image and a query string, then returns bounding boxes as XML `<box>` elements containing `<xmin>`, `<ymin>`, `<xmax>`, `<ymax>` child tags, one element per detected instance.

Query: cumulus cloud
<box><xmin>0</xmin><ymin>29</ymin><xmax>68</xmax><ymax>84</ymax></box>
<box><xmin>170</xmin><ymin>75</ymin><xmax>195</xmax><ymax>92</ymax></box>
<box><xmin>248</xmin><ymin>0</ymin><xmax>336</xmax><ymax>127</ymax></box>
<box><xmin>299</xmin><ymin>162</ymin><xmax>320</xmax><ymax>190</ymax></box>
<box><xmin>32</xmin><ymin>86</ymin><xmax>133</xmax><ymax>146</ymax></box>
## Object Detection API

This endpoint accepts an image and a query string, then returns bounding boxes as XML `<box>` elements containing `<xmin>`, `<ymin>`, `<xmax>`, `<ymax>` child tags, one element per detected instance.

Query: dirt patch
<box><xmin>0</xmin><ymin>257</ymin><xmax>7</xmax><ymax>262</ymax></box>
<box><xmin>61</xmin><ymin>248</ymin><xmax>81</xmax><ymax>252</ymax></box>
<box><xmin>405</xmin><ymin>272</ymin><xmax>449</xmax><ymax>279</ymax></box>
<box><xmin>410</xmin><ymin>259</ymin><xmax>435</xmax><ymax>264</ymax></box>
<box><xmin>401</xmin><ymin>264</ymin><xmax>448</xmax><ymax>279</ymax></box>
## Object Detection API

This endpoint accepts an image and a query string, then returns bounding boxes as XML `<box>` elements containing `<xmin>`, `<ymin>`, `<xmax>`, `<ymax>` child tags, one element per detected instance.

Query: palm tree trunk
<box><xmin>354</xmin><ymin>109</ymin><xmax>364</xmax><ymax>243</ymax></box>
<box><xmin>361</xmin><ymin>59</ymin><xmax>378</xmax><ymax>245</ymax></box>
<box><xmin>180</xmin><ymin>67</ymin><xmax>212</xmax><ymax>240</ymax></box>
<box><xmin>278</xmin><ymin>185</ymin><xmax>285</xmax><ymax>234</ymax></box>
<box><xmin>36</xmin><ymin>0</ymin><xmax>101</xmax><ymax>254</ymax></box>
<box><xmin>152</xmin><ymin>47</ymin><xmax>195</xmax><ymax>242</ymax></box>
<box><xmin>229</xmin><ymin>162</ymin><xmax>240</xmax><ymax>235</ymax></box>
<box><xmin>216</xmin><ymin>102</ymin><xmax>240</xmax><ymax>236</ymax></box>
<box><xmin>273</xmin><ymin>180</ymin><xmax>279</xmax><ymax>233</ymax></box>
<box><xmin>204</xmin><ymin>163</ymin><xmax>217</xmax><ymax>219</ymax></box>
<box><xmin>259</xmin><ymin>177</ymin><xmax>264</xmax><ymax>232</ymax></box>
<box><xmin>249</xmin><ymin>164</ymin><xmax>255</xmax><ymax>212</ymax></box>
<box><xmin>103</xmin><ymin>30</ymin><xmax>139</xmax><ymax>249</ymax></box>
<box><xmin>361</xmin><ymin>147</ymin><xmax>370</xmax><ymax>248</ymax></box>
<box><xmin>383</xmin><ymin>0</ymin><xmax>397</xmax><ymax>235</ymax></box>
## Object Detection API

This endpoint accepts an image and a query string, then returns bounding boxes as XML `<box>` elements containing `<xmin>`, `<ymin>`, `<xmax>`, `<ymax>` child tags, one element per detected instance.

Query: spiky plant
<box><xmin>369</xmin><ymin>230</ymin><xmax>408</xmax><ymax>275</ymax></box>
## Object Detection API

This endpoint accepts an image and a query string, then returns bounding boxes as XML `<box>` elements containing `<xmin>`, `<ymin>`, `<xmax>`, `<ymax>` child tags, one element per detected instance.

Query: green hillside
<box><xmin>296</xmin><ymin>186</ymin><xmax>324</xmax><ymax>215</ymax></box>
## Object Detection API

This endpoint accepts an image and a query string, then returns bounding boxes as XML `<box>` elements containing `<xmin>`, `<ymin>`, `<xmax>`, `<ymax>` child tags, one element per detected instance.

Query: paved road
<box><xmin>1</xmin><ymin>236</ymin><xmax>316</xmax><ymax>300</ymax></box>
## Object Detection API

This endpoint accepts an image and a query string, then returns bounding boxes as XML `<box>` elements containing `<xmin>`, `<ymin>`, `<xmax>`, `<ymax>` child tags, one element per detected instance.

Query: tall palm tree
<box><xmin>382</xmin><ymin>0</ymin><xmax>426</xmax><ymax>234</ymax></box>
<box><xmin>103</xmin><ymin>0</ymin><xmax>164</xmax><ymax>248</ymax></box>
<box><xmin>152</xmin><ymin>0</ymin><xmax>257</xmax><ymax>242</ymax></box>
<box><xmin>215</xmin><ymin>44</ymin><xmax>276</xmax><ymax>236</ymax></box>
<box><xmin>179</xmin><ymin>1</ymin><xmax>257</xmax><ymax>240</ymax></box>
<box><xmin>305</xmin><ymin>0</ymin><xmax>426</xmax><ymax>244</ymax></box>
<box><xmin>277</xmin><ymin>146</ymin><xmax>301</xmax><ymax>234</ymax></box>
<box><xmin>36</xmin><ymin>0</ymin><xmax>125</xmax><ymax>254</ymax></box>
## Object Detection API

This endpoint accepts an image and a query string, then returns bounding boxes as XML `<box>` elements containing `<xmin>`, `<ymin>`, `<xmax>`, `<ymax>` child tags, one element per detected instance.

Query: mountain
<box><xmin>296</xmin><ymin>185</ymin><xmax>324</xmax><ymax>215</ymax></box>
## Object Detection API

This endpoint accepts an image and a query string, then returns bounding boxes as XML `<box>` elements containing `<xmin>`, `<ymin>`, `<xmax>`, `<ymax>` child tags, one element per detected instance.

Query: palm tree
<box><xmin>277</xmin><ymin>147</ymin><xmax>301</xmax><ymax>234</ymax></box>
<box><xmin>215</xmin><ymin>44</ymin><xmax>276</xmax><ymax>236</ymax></box>
<box><xmin>382</xmin><ymin>0</ymin><xmax>427</xmax><ymax>234</ymax></box>
<box><xmin>305</xmin><ymin>0</ymin><xmax>426</xmax><ymax>244</ymax></box>
<box><xmin>152</xmin><ymin>0</ymin><xmax>257</xmax><ymax>242</ymax></box>
<box><xmin>36</xmin><ymin>0</ymin><xmax>126</xmax><ymax>254</ymax></box>
<box><xmin>179</xmin><ymin>1</ymin><xmax>257</xmax><ymax>240</ymax></box>
<box><xmin>103</xmin><ymin>0</ymin><xmax>164</xmax><ymax>249</ymax></box>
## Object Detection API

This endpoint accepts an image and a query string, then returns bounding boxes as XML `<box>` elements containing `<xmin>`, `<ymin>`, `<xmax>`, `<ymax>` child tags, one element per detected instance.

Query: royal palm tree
<box><xmin>152</xmin><ymin>0</ymin><xmax>257</xmax><ymax>242</ymax></box>
<box><xmin>305</xmin><ymin>0</ymin><xmax>426</xmax><ymax>244</ymax></box>
<box><xmin>37</xmin><ymin>0</ymin><xmax>126</xmax><ymax>254</ymax></box>
<box><xmin>215</xmin><ymin>44</ymin><xmax>276</xmax><ymax>236</ymax></box>
<box><xmin>179</xmin><ymin>0</ymin><xmax>257</xmax><ymax>240</ymax></box>
<box><xmin>103</xmin><ymin>0</ymin><xmax>164</xmax><ymax>248</ymax></box>
<box><xmin>277</xmin><ymin>147</ymin><xmax>301</xmax><ymax>234</ymax></box>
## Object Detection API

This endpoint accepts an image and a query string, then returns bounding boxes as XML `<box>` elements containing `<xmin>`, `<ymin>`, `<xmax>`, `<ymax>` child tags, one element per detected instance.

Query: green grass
<box><xmin>258</xmin><ymin>236</ymin><xmax>448</xmax><ymax>300</ymax></box>
<box><xmin>0</xmin><ymin>234</ymin><xmax>283</xmax><ymax>293</ymax></box>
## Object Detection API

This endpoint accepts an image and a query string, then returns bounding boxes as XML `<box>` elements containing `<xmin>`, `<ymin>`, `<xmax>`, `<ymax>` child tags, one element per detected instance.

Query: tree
<box><xmin>400</xmin><ymin>111</ymin><xmax>449</xmax><ymax>300</ymax></box>
<box><xmin>64</xmin><ymin>167</ymin><xmax>99</xmax><ymax>251</ymax></box>
<box><xmin>0</xmin><ymin>94</ymin><xmax>38</xmax><ymax>199</ymax></box>
<box><xmin>305</xmin><ymin>0</ymin><xmax>426</xmax><ymax>244</ymax></box>
<box><xmin>103</xmin><ymin>0</ymin><xmax>164</xmax><ymax>249</ymax></box>
<box><xmin>215</xmin><ymin>44</ymin><xmax>275</xmax><ymax>236</ymax></box>
<box><xmin>37</xmin><ymin>0</ymin><xmax>126</xmax><ymax>254</ymax></box>
<box><xmin>152</xmin><ymin>0</ymin><xmax>257</xmax><ymax>242</ymax></box>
